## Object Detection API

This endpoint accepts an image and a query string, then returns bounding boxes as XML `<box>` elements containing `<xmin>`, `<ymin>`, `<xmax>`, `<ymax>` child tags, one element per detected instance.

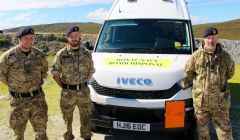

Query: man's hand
<box><xmin>87</xmin><ymin>73</ymin><xmax>93</xmax><ymax>81</ymax></box>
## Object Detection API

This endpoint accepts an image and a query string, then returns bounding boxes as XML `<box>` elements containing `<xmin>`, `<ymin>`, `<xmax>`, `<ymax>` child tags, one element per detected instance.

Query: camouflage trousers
<box><xmin>193</xmin><ymin>92</ymin><xmax>233</xmax><ymax>140</ymax></box>
<box><xmin>60</xmin><ymin>87</ymin><xmax>92</xmax><ymax>140</ymax></box>
<box><xmin>9</xmin><ymin>91</ymin><xmax>48</xmax><ymax>140</ymax></box>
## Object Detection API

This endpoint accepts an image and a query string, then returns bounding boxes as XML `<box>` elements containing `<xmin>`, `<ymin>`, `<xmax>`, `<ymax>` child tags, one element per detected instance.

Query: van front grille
<box><xmin>94</xmin><ymin>103</ymin><xmax>165</xmax><ymax>122</ymax></box>
<box><xmin>90</xmin><ymin>80</ymin><xmax>181</xmax><ymax>99</ymax></box>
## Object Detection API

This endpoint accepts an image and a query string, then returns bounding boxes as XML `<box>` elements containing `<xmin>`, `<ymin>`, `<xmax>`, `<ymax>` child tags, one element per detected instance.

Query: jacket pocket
<box><xmin>79</xmin><ymin>64</ymin><xmax>88</xmax><ymax>81</ymax></box>
<box><xmin>10</xmin><ymin>98</ymin><xmax>21</xmax><ymax>107</ymax></box>
<box><xmin>195</xmin><ymin>59</ymin><xmax>207</xmax><ymax>75</ymax></box>
<box><xmin>218</xmin><ymin>91</ymin><xmax>231</xmax><ymax>109</ymax></box>
<box><xmin>193</xmin><ymin>92</ymin><xmax>203</xmax><ymax>108</ymax></box>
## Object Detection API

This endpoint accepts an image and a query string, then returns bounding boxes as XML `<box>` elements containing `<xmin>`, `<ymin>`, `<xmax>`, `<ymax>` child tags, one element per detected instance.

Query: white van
<box><xmin>89</xmin><ymin>0</ymin><xmax>196</xmax><ymax>135</ymax></box>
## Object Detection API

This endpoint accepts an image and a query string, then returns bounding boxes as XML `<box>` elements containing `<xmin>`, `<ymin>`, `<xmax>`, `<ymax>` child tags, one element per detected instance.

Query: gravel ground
<box><xmin>0</xmin><ymin>106</ymin><xmax>239</xmax><ymax>140</ymax></box>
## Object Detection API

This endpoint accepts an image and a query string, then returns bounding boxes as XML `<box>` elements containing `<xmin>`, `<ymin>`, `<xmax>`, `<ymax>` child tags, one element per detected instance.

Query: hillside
<box><xmin>3</xmin><ymin>19</ymin><xmax>240</xmax><ymax>40</ymax></box>
<box><xmin>4</xmin><ymin>22</ymin><xmax>102</xmax><ymax>34</ymax></box>
<box><xmin>193</xmin><ymin>19</ymin><xmax>240</xmax><ymax>40</ymax></box>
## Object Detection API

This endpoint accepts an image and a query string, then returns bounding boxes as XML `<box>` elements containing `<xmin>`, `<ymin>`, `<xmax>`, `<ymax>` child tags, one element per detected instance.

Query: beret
<box><xmin>16</xmin><ymin>26</ymin><xmax>34</xmax><ymax>38</ymax></box>
<box><xmin>202</xmin><ymin>27</ymin><xmax>218</xmax><ymax>38</ymax></box>
<box><xmin>66</xmin><ymin>26</ymin><xmax>80</xmax><ymax>36</ymax></box>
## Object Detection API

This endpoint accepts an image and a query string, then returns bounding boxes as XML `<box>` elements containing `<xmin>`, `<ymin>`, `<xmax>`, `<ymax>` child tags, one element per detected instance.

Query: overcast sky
<box><xmin>0</xmin><ymin>0</ymin><xmax>240</xmax><ymax>30</ymax></box>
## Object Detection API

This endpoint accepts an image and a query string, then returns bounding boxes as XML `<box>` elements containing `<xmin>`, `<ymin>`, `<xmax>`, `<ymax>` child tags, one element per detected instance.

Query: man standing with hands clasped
<box><xmin>181</xmin><ymin>27</ymin><xmax>235</xmax><ymax>140</ymax></box>
<box><xmin>0</xmin><ymin>26</ymin><xmax>49</xmax><ymax>140</ymax></box>
<box><xmin>52</xmin><ymin>26</ymin><xmax>95</xmax><ymax>140</ymax></box>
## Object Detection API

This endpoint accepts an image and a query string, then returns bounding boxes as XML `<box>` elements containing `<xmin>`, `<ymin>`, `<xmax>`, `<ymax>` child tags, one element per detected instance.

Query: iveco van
<box><xmin>89</xmin><ymin>0</ymin><xmax>196</xmax><ymax>134</ymax></box>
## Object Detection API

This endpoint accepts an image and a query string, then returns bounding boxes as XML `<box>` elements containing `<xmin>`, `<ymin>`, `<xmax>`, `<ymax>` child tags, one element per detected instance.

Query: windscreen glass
<box><xmin>96</xmin><ymin>19</ymin><xmax>192</xmax><ymax>54</ymax></box>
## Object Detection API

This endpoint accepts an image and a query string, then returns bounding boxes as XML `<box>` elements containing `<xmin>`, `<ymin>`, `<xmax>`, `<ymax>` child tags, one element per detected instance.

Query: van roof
<box><xmin>106</xmin><ymin>0</ymin><xmax>190</xmax><ymax>20</ymax></box>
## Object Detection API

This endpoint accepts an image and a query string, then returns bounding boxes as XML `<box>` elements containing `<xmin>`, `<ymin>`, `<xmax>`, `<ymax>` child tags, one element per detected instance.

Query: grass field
<box><xmin>193</xmin><ymin>19</ymin><xmax>240</xmax><ymax>40</ymax></box>
<box><xmin>5</xmin><ymin>22</ymin><xmax>102</xmax><ymax>34</ymax></box>
<box><xmin>0</xmin><ymin>54</ymin><xmax>239</xmax><ymax>139</ymax></box>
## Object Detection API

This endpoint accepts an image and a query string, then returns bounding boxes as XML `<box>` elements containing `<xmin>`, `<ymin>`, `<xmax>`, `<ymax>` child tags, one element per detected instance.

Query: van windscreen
<box><xmin>96</xmin><ymin>19</ymin><xmax>192</xmax><ymax>54</ymax></box>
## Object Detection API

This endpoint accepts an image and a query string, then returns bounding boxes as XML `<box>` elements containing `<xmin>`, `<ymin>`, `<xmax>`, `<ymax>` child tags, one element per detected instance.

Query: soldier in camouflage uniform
<box><xmin>182</xmin><ymin>27</ymin><xmax>235</xmax><ymax>140</ymax></box>
<box><xmin>0</xmin><ymin>26</ymin><xmax>49</xmax><ymax>140</ymax></box>
<box><xmin>51</xmin><ymin>26</ymin><xmax>95</xmax><ymax>140</ymax></box>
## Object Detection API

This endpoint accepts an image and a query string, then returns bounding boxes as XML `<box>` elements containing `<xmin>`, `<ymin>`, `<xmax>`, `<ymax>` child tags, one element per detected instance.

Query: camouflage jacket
<box><xmin>51</xmin><ymin>45</ymin><xmax>95</xmax><ymax>85</ymax></box>
<box><xmin>183</xmin><ymin>43</ymin><xmax>235</xmax><ymax>94</ymax></box>
<box><xmin>0</xmin><ymin>45</ymin><xmax>48</xmax><ymax>93</ymax></box>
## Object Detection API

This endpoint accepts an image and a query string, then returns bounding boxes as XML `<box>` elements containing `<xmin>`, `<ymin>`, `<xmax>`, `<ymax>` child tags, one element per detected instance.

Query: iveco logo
<box><xmin>117</xmin><ymin>77</ymin><xmax>153</xmax><ymax>86</ymax></box>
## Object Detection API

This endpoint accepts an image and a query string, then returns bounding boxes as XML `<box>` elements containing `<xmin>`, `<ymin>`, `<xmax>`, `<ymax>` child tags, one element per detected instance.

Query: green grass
<box><xmin>229</xmin><ymin>65</ymin><xmax>240</xmax><ymax>99</ymax></box>
<box><xmin>0</xmin><ymin>85</ymin><xmax>9</xmax><ymax>125</ymax></box>
<box><xmin>46</xmin><ymin>55</ymin><xmax>55</xmax><ymax>65</ymax></box>
<box><xmin>229</xmin><ymin>64</ymin><xmax>240</xmax><ymax>83</ymax></box>
<box><xmin>193</xmin><ymin>19</ymin><xmax>240</xmax><ymax>40</ymax></box>
<box><xmin>43</xmin><ymin>55</ymin><xmax>61</xmax><ymax>115</ymax></box>
<box><xmin>4</xmin><ymin>22</ymin><xmax>102</xmax><ymax>34</ymax></box>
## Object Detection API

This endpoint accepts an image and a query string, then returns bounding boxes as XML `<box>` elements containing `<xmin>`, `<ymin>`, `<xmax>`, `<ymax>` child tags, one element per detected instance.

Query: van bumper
<box><xmin>91</xmin><ymin>99</ymin><xmax>195</xmax><ymax>134</ymax></box>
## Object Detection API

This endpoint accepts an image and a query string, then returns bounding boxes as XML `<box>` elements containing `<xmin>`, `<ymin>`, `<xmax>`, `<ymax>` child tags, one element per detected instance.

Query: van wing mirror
<box><xmin>82</xmin><ymin>41</ymin><xmax>94</xmax><ymax>50</ymax></box>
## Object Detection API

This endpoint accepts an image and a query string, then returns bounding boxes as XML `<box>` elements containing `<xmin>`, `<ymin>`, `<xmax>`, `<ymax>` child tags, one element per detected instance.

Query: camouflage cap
<box><xmin>202</xmin><ymin>27</ymin><xmax>218</xmax><ymax>38</ymax></box>
<box><xmin>16</xmin><ymin>26</ymin><xmax>34</xmax><ymax>38</ymax></box>
<box><xmin>66</xmin><ymin>26</ymin><xmax>80</xmax><ymax>37</ymax></box>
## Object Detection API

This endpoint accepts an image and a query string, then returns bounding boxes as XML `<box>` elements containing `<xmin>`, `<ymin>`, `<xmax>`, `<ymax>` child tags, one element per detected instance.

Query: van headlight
<box><xmin>177</xmin><ymin>78</ymin><xmax>185</xmax><ymax>89</ymax></box>
<box><xmin>177</xmin><ymin>78</ymin><xmax>192</xmax><ymax>90</ymax></box>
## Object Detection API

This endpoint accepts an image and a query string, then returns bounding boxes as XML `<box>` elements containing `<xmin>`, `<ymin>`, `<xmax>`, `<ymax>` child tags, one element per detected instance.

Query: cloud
<box><xmin>0</xmin><ymin>12</ymin><xmax>5</xmax><ymax>16</ymax></box>
<box><xmin>14</xmin><ymin>13</ymin><xmax>32</xmax><ymax>21</ymax></box>
<box><xmin>191</xmin><ymin>15</ymin><xmax>210</xmax><ymax>25</ymax></box>
<box><xmin>86</xmin><ymin>8</ymin><xmax>109</xmax><ymax>21</ymax></box>
<box><xmin>0</xmin><ymin>0</ymin><xmax>115</xmax><ymax>11</ymax></box>
<box><xmin>0</xmin><ymin>20</ymin><xmax>22</xmax><ymax>30</ymax></box>
<box><xmin>0</xmin><ymin>12</ymin><xmax>33</xmax><ymax>30</ymax></box>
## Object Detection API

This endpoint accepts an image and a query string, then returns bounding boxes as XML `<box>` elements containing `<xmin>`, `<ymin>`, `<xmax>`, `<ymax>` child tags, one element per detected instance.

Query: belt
<box><xmin>62</xmin><ymin>82</ymin><xmax>88</xmax><ymax>90</ymax></box>
<box><xmin>10</xmin><ymin>88</ymin><xmax>42</xmax><ymax>98</ymax></box>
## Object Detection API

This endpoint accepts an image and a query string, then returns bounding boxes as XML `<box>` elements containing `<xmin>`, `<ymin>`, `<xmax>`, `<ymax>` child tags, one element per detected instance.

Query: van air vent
<box><xmin>128</xmin><ymin>0</ymin><xmax>137</xmax><ymax>3</ymax></box>
<box><xmin>162</xmin><ymin>0</ymin><xmax>174</xmax><ymax>2</ymax></box>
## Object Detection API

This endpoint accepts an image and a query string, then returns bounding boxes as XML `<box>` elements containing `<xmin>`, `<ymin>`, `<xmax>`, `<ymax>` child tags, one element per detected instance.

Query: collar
<box><xmin>66</xmin><ymin>44</ymin><xmax>82</xmax><ymax>52</ymax></box>
<box><xmin>199</xmin><ymin>43</ymin><xmax>222</xmax><ymax>55</ymax></box>
<box><xmin>16</xmin><ymin>45</ymin><xmax>29</xmax><ymax>54</ymax></box>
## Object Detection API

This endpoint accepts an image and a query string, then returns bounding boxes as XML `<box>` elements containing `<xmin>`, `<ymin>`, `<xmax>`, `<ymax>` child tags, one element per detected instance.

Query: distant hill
<box><xmin>4</xmin><ymin>19</ymin><xmax>240</xmax><ymax>40</ymax></box>
<box><xmin>4</xmin><ymin>22</ymin><xmax>102</xmax><ymax>34</ymax></box>
<box><xmin>193</xmin><ymin>19</ymin><xmax>240</xmax><ymax>40</ymax></box>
